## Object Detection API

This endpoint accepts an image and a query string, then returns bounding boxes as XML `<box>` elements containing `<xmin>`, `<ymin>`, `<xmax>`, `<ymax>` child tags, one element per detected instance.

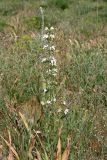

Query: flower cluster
<box><xmin>64</xmin><ymin>108</ymin><xmax>69</xmax><ymax>115</ymax></box>
<box><xmin>40</xmin><ymin>26</ymin><xmax>57</xmax><ymax>107</ymax></box>
<box><xmin>43</xmin><ymin>34</ymin><xmax>55</xmax><ymax>40</ymax></box>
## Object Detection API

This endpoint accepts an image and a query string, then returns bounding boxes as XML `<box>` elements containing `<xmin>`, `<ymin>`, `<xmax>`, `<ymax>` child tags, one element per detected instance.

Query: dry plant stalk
<box><xmin>55</xmin><ymin>127</ymin><xmax>71</xmax><ymax>160</ymax></box>
<box><xmin>0</xmin><ymin>130</ymin><xmax>20</xmax><ymax>160</ymax></box>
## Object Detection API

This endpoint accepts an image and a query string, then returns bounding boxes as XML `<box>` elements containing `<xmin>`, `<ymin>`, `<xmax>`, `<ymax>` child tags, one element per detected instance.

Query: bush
<box><xmin>55</xmin><ymin>0</ymin><xmax>69</xmax><ymax>10</ymax></box>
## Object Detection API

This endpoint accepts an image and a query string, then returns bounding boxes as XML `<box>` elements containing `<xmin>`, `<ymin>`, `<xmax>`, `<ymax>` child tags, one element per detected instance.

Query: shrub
<box><xmin>55</xmin><ymin>0</ymin><xmax>69</xmax><ymax>10</ymax></box>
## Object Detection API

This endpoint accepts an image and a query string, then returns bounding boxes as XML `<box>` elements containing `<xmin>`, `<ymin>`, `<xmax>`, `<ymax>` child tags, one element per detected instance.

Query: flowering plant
<box><xmin>40</xmin><ymin>26</ymin><xmax>58</xmax><ymax>108</ymax></box>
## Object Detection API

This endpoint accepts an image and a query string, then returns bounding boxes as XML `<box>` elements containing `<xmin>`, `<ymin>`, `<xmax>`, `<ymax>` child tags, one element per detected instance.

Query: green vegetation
<box><xmin>0</xmin><ymin>0</ymin><xmax>107</xmax><ymax>159</ymax></box>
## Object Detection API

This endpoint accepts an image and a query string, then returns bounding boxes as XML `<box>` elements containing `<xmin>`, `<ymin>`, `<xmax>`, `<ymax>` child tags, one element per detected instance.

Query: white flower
<box><xmin>36</xmin><ymin>130</ymin><xmax>42</xmax><ymax>134</ymax></box>
<box><xmin>47</xmin><ymin>100</ymin><xmax>51</xmax><ymax>104</ymax></box>
<box><xmin>43</xmin><ymin>34</ymin><xmax>49</xmax><ymax>39</ymax></box>
<box><xmin>50</xmin><ymin>46</ymin><xmax>55</xmax><ymax>51</ymax></box>
<box><xmin>52</xmin><ymin>68</ymin><xmax>58</xmax><ymax>73</ymax></box>
<box><xmin>41</xmin><ymin>101</ymin><xmax>45</xmax><ymax>105</ymax></box>
<box><xmin>51</xmin><ymin>97</ymin><xmax>56</xmax><ymax>102</ymax></box>
<box><xmin>63</xmin><ymin>101</ymin><xmax>66</xmax><ymax>105</ymax></box>
<box><xmin>50</xmin><ymin>34</ymin><xmax>55</xmax><ymax>39</ymax></box>
<box><xmin>53</xmin><ymin>98</ymin><xmax>56</xmax><ymax>102</ymax></box>
<box><xmin>41</xmin><ymin>57</ymin><xmax>47</xmax><ymax>62</ymax></box>
<box><xmin>50</xmin><ymin>26</ymin><xmax>54</xmax><ymax>30</ymax></box>
<box><xmin>50</xmin><ymin>56</ymin><xmax>57</xmax><ymax>66</ymax></box>
<box><xmin>47</xmin><ymin>68</ymin><xmax>57</xmax><ymax>74</ymax></box>
<box><xmin>52</xmin><ymin>73</ymin><xmax>57</xmax><ymax>76</ymax></box>
<box><xmin>45</xmin><ymin>27</ymin><xmax>49</xmax><ymax>31</ymax></box>
<box><xmin>47</xmin><ymin>69</ymin><xmax>53</xmax><ymax>74</ymax></box>
<box><xmin>43</xmin><ymin>44</ymin><xmax>48</xmax><ymax>49</ymax></box>
<box><xmin>43</xmin><ymin>88</ymin><xmax>48</xmax><ymax>93</ymax></box>
<box><xmin>64</xmin><ymin>108</ymin><xmax>69</xmax><ymax>115</ymax></box>
<box><xmin>46</xmin><ymin>70</ymin><xmax>49</xmax><ymax>73</ymax></box>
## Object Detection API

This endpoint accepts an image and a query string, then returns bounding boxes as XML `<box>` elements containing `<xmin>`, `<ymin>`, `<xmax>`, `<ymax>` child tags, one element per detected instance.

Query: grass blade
<box><xmin>0</xmin><ymin>135</ymin><xmax>20</xmax><ymax>160</ymax></box>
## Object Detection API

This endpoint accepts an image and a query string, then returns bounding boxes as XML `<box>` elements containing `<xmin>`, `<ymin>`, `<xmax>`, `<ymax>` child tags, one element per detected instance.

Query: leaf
<box><xmin>55</xmin><ymin>137</ymin><xmax>61</xmax><ymax>160</ymax></box>
<box><xmin>28</xmin><ymin>134</ymin><xmax>36</xmax><ymax>159</ymax></box>
<box><xmin>35</xmin><ymin>132</ymin><xmax>49</xmax><ymax>160</ymax></box>
<box><xmin>55</xmin><ymin>127</ymin><xmax>62</xmax><ymax>160</ymax></box>
<box><xmin>62</xmin><ymin>135</ymin><xmax>71</xmax><ymax>160</ymax></box>
<box><xmin>19</xmin><ymin>112</ymin><xmax>31</xmax><ymax>133</ymax></box>
<box><xmin>7</xmin><ymin>150</ymin><xmax>14</xmax><ymax>160</ymax></box>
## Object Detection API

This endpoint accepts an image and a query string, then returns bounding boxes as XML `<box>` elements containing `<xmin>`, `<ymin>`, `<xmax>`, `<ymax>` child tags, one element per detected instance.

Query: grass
<box><xmin>0</xmin><ymin>0</ymin><xmax>107</xmax><ymax>159</ymax></box>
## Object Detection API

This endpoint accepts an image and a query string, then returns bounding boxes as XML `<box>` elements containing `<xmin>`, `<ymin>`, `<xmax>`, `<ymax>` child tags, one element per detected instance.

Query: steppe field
<box><xmin>0</xmin><ymin>0</ymin><xmax>107</xmax><ymax>159</ymax></box>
